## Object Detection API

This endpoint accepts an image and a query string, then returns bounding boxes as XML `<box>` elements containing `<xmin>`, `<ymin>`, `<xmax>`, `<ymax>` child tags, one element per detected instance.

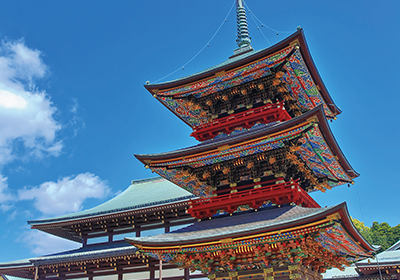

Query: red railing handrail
<box><xmin>193</xmin><ymin>101</ymin><xmax>286</xmax><ymax>131</ymax></box>
<box><xmin>190</xmin><ymin>101</ymin><xmax>291</xmax><ymax>141</ymax></box>
<box><xmin>190</xmin><ymin>179</ymin><xmax>301</xmax><ymax>207</ymax></box>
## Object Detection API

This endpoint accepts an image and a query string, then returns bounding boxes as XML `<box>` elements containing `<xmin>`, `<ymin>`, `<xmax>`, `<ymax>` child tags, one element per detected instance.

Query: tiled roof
<box><xmin>0</xmin><ymin>241</ymin><xmax>137</xmax><ymax>271</ymax></box>
<box><xmin>31</xmin><ymin>240</ymin><xmax>136</xmax><ymax>265</ymax></box>
<box><xmin>387</xmin><ymin>239</ymin><xmax>400</xmax><ymax>251</ymax></box>
<box><xmin>322</xmin><ymin>265</ymin><xmax>359</xmax><ymax>279</ymax></box>
<box><xmin>357</xmin><ymin>240</ymin><xmax>400</xmax><ymax>265</ymax></box>
<box><xmin>28</xmin><ymin>177</ymin><xmax>195</xmax><ymax>225</ymax></box>
<box><xmin>126</xmin><ymin>204</ymin><xmax>337</xmax><ymax>244</ymax></box>
<box><xmin>0</xmin><ymin>260</ymin><xmax>32</xmax><ymax>270</ymax></box>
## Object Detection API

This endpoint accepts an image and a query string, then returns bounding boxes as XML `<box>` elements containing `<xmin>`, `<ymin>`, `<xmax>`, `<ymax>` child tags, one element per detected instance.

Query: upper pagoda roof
<box><xmin>28</xmin><ymin>177</ymin><xmax>195</xmax><ymax>242</ymax></box>
<box><xmin>135</xmin><ymin>106</ymin><xmax>358</xmax><ymax>197</ymax></box>
<box><xmin>125</xmin><ymin>202</ymin><xmax>375</xmax><ymax>259</ymax></box>
<box><xmin>145</xmin><ymin>29</ymin><xmax>341</xmax><ymax>127</ymax></box>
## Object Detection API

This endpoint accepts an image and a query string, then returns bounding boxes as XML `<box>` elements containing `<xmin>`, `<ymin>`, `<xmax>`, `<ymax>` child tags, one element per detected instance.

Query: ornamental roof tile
<box><xmin>28</xmin><ymin>177</ymin><xmax>194</xmax><ymax>226</ymax></box>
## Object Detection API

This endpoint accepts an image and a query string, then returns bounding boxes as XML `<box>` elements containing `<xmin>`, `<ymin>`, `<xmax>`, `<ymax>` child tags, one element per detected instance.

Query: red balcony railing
<box><xmin>190</xmin><ymin>101</ymin><xmax>291</xmax><ymax>141</ymax></box>
<box><xmin>187</xmin><ymin>179</ymin><xmax>320</xmax><ymax>219</ymax></box>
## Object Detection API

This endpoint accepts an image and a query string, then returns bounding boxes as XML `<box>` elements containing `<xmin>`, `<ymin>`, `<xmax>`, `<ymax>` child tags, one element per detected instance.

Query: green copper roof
<box><xmin>28</xmin><ymin>177</ymin><xmax>194</xmax><ymax>226</ymax></box>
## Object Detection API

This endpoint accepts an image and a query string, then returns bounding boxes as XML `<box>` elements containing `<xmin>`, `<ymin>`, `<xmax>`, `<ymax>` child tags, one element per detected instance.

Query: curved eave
<box><xmin>28</xmin><ymin>177</ymin><xmax>194</xmax><ymax>227</ymax></box>
<box><xmin>28</xmin><ymin>197</ymin><xmax>192</xmax><ymax>227</ymax></box>
<box><xmin>135</xmin><ymin>105</ymin><xmax>358</xmax><ymax>179</ymax></box>
<box><xmin>336</xmin><ymin>203</ymin><xmax>377</xmax><ymax>252</ymax></box>
<box><xmin>125</xmin><ymin>202</ymin><xmax>374</xmax><ymax>253</ymax></box>
<box><xmin>28</xmin><ymin>199</ymin><xmax>192</xmax><ymax>243</ymax></box>
<box><xmin>144</xmin><ymin>29</ymin><xmax>340</xmax><ymax>118</ymax></box>
<box><xmin>30</xmin><ymin>241</ymin><xmax>137</xmax><ymax>266</ymax></box>
<box><xmin>0</xmin><ymin>260</ymin><xmax>33</xmax><ymax>280</ymax></box>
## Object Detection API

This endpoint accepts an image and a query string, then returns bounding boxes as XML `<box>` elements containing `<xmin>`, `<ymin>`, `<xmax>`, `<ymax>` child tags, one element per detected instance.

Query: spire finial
<box><xmin>231</xmin><ymin>0</ymin><xmax>253</xmax><ymax>57</ymax></box>
<box><xmin>236</xmin><ymin>0</ymin><xmax>251</xmax><ymax>47</ymax></box>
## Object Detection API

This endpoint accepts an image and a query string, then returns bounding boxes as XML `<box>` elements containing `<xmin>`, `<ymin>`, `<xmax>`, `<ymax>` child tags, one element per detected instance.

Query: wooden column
<box><xmin>82</xmin><ymin>234</ymin><xmax>88</xmax><ymax>247</ymax></box>
<box><xmin>149</xmin><ymin>263</ymin><xmax>156</xmax><ymax>280</ymax></box>
<box><xmin>184</xmin><ymin>267</ymin><xmax>190</xmax><ymax>280</ymax></box>
<box><xmin>164</xmin><ymin>221</ymin><xmax>170</xmax><ymax>233</ymax></box>
<box><xmin>108</xmin><ymin>229</ymin><xmax>114</xmax><ymax>243</ymax></box>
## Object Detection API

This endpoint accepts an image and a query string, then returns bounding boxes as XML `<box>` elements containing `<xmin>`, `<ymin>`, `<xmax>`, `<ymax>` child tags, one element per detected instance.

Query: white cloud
<box><xmin>0</xmin><ymin>174</ymin><xmax>14</xmax><ymax>205</ymax></box>
<box><xmin>68</xmin><ymin>98</ymin><xmax>85</xmax><ymax>137</ymax></box>
<box><xmin>0</xmin><ymin>38</ymin><xmax>62</xmax><ymax>166</ymax></box>
<box><xmin>18</xmin><ymin>228</ymin><xmax>79</xmax><ymax>256</ymax></box>
<box><xmin>18</xmin><ymin>173</ymin><xmax>110</xmax><ymax>216</ymax></box>
<box><xmin>0</xmin><ymin>90</ymin><xmax>27</xmax><ymax>109</ymax></box>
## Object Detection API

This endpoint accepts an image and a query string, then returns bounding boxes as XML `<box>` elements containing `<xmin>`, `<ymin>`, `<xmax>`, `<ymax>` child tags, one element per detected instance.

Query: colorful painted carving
<box><xmin>151</xmin><ymin>46</ymin><xmax>334</xmax><ymax>128</ymax></box>
<box><xmin>132</xmin><ymin>218</ymin><xmax>369</xmax><ymax>274</ymax></box>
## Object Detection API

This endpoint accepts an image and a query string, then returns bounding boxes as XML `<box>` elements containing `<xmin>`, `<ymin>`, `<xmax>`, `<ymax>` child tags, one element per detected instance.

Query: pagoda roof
<box><xmin>125</xmin><ymin>202</ymin><xmax>375</xmax><ymax>257</ymax></box>
<box><xmin>135</xmin><ymin>106</ymin><xmax>358</xmax><ymax>197</ymax></box>
<box><xmin>145</xmin><ymin>29</ymin><xmax>341</xmax><ymax>127</ymax></box>
<box><xmin>28</xmin><ymin>177</ymin><xmax>195</xmax><ymax>242</ymax></box>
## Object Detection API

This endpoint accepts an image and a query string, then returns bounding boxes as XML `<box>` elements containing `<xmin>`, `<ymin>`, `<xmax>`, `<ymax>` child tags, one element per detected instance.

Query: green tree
<box><xmin>352</xmin><ymin>218</ymin><xmax>400</xmax><ymax>252</ymax></box>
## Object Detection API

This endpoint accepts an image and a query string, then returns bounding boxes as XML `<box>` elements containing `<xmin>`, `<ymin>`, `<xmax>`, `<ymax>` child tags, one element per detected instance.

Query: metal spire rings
<box><xmin>236</xmin><ymin>0</ymin><xmax>251</xmax><ymax>48</ymax></box>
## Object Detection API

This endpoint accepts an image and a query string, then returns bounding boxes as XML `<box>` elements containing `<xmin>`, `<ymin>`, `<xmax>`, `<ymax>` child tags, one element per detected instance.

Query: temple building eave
<box><xmin>27</xmin><ymin>177</ymin><xmax>196</xmax><ymax>242</ymax></box>
<box><xmin>125</xmin><ymin>202</ymin><xmax>375</xmax><ymax>275</ymax></box>
<box><xmin>135</xmin><ymin>106</ymin><xmax>358</xmax><ymax>197</ymax></box>
<box><xmin>125</xmin><ymin>202</ymin><xmax>373</xmax><ymax>252</ymax></box>
<box><xmin>144</xmin><ymin>29</ymin><xmax>341</xmax><ymax>129</ymax></box>
<box><xmin>135</xmin><ymin>106</ymin><xmax>353</xmax><ymax>172</ymax></box>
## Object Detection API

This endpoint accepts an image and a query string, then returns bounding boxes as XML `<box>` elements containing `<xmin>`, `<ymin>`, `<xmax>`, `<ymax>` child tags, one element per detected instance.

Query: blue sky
<box><xmin>0</xmin><ymin>0</ymin><xmax>399</xmax><ymax>262</ymax></box>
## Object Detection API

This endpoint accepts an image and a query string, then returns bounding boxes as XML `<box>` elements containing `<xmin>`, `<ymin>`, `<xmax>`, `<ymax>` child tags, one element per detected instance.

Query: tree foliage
<box><xmin>352</xmin><ymin>218</ymin><xmax>400</xmax><ymax>251</ymax></box>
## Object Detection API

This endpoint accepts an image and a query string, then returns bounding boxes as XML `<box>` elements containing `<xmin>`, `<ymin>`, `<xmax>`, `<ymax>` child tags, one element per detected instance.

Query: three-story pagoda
<box><xmin>127</xmin><ymin>1</ymin><xmax>376</xmax><ymax>280</ymax></box>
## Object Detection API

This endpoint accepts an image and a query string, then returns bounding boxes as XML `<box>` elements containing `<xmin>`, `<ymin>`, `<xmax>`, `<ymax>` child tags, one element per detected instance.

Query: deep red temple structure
<box><xmin>125</xmin><ymin>2</ymin><xmax>376</xmax><ymax>279</ymax></box>
<box><xmin>0</xmin><ymin>2</ymin><xmax>376</xmax><ymax>280</ymax></box>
